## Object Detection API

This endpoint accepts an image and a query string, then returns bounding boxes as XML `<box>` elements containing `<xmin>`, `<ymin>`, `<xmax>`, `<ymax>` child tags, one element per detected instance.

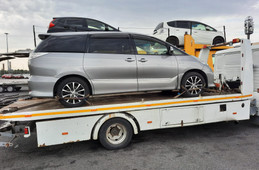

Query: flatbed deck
<box><xmin>0</xmin><ymin>89</ymin><xmax>238</xmax><ymax>114</ymax></box>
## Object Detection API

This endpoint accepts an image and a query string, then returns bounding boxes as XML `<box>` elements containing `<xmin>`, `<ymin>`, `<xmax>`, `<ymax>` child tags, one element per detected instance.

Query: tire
<box><xmin>181</xmin><ymin>72</ymin><xmax>206</xmax><ymax>97</ymax></box>
<box><xmin>6</xmin><ymin>86</ymin><xmax>14</xmax><ymax>92</ymax></box>
<box><xmin>57</xmin><ymin>77</ymin><xmax>90</xmax><ymax>107</ymax></box>
<box><xmin>99</xmin><ymin>118</ymin><xmax>133</xmax><ymax>150</ymax></box>
<box><xmin>213</xmin><ymin>37</ymin><xmax>224</xmax><ymax>45</ymax></box>
<box><xmin>0</xmin><ymin>86</ymin><xmax>4</xmax><ymax>93</ymax></box>
<box><xmin>166</xmin><ymin>37</ymin><xmax>179</xmax><ymax>46</ymax></box>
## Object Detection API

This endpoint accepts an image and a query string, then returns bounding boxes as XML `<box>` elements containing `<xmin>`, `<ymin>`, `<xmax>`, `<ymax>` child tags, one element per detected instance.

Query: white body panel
<box><xmin>214</xmin><ymin>42</ymin><xmax>258</xmax><ymax>113</ymax></box>
<box><xmin>36</xmin><ymin>99</ymin><xmax>250</xmax><ymax>147</ymax></box>
<box><xmin>154</xmin><ymin>21</ymin><xmax>224</xmax><ymax>45</ymax></box>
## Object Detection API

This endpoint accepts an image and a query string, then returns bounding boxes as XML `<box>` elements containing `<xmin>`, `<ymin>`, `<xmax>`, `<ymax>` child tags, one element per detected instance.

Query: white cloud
<box><xmin>253</xmin><ymin>1</ymin><xmax>259</xmax><ymax>9</ymax></box>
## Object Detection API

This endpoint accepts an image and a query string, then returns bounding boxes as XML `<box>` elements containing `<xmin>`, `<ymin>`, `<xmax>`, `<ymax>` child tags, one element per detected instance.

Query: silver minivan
<box><xmin>29</xmin><ymin>32</ymin><xmax>214</xmax><ymax>107</ymax></box>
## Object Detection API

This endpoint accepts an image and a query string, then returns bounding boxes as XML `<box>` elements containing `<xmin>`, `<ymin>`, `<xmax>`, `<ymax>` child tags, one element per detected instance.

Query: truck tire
<box><xmin>6</xmin><ymin>86</ymin><xmax>14</xmax><ymax>92</ymax></box>
<box><xmin>181</xmin><ymin>72</ymin><xmax>206</xmax><ymax>97</ymax></box>
<box><xmin>57</xmin><ymin>77</ymin><xmax>90</xmax><ymax>107</ymax></box>
<box><xmin>0</xmin><ymin>86</ymin><xmax>3</xmax><ymax>93</ymax></box>
<box><xmin>99</xmin><ymin>118</ymin><xmax>133</xmax><ymax>150</ymax></box>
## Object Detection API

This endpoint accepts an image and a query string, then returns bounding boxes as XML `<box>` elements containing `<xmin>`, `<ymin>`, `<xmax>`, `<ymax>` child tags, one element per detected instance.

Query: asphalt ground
<box><xmin>1</xmin><ymin>117</ymin><xmax>259</xmax><ymax>170</ymax></box>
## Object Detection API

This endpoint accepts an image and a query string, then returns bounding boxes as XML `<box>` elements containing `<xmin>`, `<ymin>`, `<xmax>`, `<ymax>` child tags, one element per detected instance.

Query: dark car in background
<box><xmin>47</xmin><ymin>17</ymin><xmax>119</xmax><ymax>33</ymax></box>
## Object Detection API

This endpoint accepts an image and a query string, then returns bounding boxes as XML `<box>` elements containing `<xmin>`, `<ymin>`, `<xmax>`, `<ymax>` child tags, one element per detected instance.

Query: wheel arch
<box><xmin>180</xmin><ymin>69</ymin><xmax>208</xmax><ymax>88</ymax></box>
<box><xmin>53</xmin><ymin>74</ymin><xmax>93</xmax><ymax>96</ymax></box>
<box><xmin>166</xmin><ymin>36</ymin><xmax>179</xmax><ymax>45</ymax></box>
<box><xmin>91</xmin><ymin>112</ymin><xmax>139</xmax><ymax>140</ymax></box>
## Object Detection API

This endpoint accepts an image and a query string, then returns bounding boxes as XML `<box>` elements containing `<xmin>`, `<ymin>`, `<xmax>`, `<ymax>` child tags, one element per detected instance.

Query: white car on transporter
<box><xmin>153</xmin><ymin>20</ymin><xmax>225</xmax><ymax>46</ymax></box>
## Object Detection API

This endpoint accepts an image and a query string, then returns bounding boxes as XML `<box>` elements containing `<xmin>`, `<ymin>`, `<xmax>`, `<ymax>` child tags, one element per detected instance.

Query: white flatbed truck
<box><xmin>0</xmin><ymin>39</ymin><xmax>255</xmax><ymax>150</ymax></box>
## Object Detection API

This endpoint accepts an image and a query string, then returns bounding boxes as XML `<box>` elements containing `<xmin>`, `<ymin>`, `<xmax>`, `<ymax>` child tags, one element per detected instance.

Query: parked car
<box><xmin>153</xmin><ymin>20</ymin><xmax>225</xmax><ymax>46</ymax></box>
<box><xmin>1</xmin><ymin>74</ymin><xmax>14</xmax><ymax>79</ymax></box>
<box><xmin>29</xmin><ymin>32</ymin><xmax>214</xmax><ymax>107</ymax></box>
<box><xmin>47</xmin><ymin>17</ymin><xmax>119</xmax><ymax>33</ymax></box>
<box><xmin>13</xmin><ymin>74</ymin><xmax>24</xmax><ymax>79</ymax></box>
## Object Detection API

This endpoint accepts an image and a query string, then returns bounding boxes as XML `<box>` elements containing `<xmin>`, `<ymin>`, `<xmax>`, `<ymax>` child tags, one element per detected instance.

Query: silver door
<box><xmin>83</xmin><ymin>36</ymin><xmax>137</xmax><ymax>94</ymax></box>
<box><xmin>133</xmin><ymin>37</ymin><xmax>178</xmax><ymax>91</ymax></box>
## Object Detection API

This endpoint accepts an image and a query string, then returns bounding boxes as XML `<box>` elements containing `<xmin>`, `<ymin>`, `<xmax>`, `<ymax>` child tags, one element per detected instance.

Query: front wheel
<box><xmin>181</xmin><ymin>72</ymin><xmax>206</xmax><ymax>97</ymax></box>
<box><xmin>56</xmin><ymin>77</ymin><xmax>90</xmax><ymax>107</ymax></box>
<box><xmin>99</xmin><ymin>118</ymin><xmax>133</xmax><ymax>150</ymax></box>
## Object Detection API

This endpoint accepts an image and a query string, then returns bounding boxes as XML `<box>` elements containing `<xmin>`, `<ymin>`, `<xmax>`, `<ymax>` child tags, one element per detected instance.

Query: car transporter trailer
<box><xmin>0</xmin><ymin>39</ymin><xmax>256</xmax><ymax>149</ymax></box>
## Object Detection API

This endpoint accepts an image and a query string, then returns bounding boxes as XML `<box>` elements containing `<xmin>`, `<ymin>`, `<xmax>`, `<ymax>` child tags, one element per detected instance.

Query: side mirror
<box><xmin>168</xmin><ymin>46</ymin><xmax>174</xmax><ymax>55</ymax></box>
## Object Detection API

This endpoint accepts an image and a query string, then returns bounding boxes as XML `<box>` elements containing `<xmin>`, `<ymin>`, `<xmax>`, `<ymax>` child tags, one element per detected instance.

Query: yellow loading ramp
<box><xmin>183</xmin><ymin>34</ymin><xmax>232</xmax><ymax>71</ymax></box>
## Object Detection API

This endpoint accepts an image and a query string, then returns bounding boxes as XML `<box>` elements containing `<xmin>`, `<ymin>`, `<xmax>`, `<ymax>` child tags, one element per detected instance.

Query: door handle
<box><xmin>138</xmin><ymin>58</ymin><xmax>148</xmax><ymax>62</ymax></box>
<box><xmin>125</xmin><ymin>58</ymin><xmax>135</xmax><ymax>62</ymax></box>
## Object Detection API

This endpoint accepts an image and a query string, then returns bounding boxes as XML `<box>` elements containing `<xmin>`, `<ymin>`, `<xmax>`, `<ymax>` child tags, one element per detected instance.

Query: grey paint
<box><xmin>28</xmin><ymin>32</ymin><xmax>214</xmax><ymax>97</ymax></box>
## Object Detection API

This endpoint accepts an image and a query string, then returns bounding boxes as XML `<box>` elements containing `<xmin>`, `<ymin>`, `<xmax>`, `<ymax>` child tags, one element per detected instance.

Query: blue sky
<box><xmin>0</xmin><ymin>0</ymin><xmax>258</xmax><ymax>69</ymax></box>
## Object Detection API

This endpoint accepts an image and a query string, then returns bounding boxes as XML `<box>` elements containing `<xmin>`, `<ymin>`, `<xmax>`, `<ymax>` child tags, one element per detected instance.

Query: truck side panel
<box><xmin>36</xmin><ymin>115</ymin><xmax>102</xmax><ymax>147</ymax></box>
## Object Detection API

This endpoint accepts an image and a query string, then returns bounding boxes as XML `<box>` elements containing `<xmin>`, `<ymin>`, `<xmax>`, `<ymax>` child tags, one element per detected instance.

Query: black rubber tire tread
<box><xmin>166</xmin><ymin>36</ymin><xmax>179</xmax><ymax>47</ymax></box>
<box><xmin>213</xmin><ymin>37</ymin><xmax>224</xmax><ymax>45</ymax></box>
<box><xmin>57</xmin><ymin>77</ymin><xmax>89</xmax><ymax>108</ymax></box>
<box><xmin>99</xmin><ymin>118</ymin><xmax>133</xmax><ymax>150</ymax></box>
<box><xmin>181</xmin><ymin>72</ymin><xmax>206</xmax><ymax>97</ymax></box>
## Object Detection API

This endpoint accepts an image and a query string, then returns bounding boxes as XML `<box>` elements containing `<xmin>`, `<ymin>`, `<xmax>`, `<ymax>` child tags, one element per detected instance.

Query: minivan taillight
<box><xmin>49</xmin><ymin>19</ymin><xmax>55</xmax><ymax>28</ymax></box>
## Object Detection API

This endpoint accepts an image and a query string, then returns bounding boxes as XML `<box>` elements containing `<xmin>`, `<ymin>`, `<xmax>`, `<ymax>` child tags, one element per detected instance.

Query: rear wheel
<box><xmin>181</xmin><ymin>72</ymin><xmax>206</xmax><ymax>97</ymax></box>
<box><xmin>57</xmin><ymin>77</ymin><xmax>90</xmax><ymax>107</ymax></box>
<box><xmin>213</xmin><ymin>37</ymin><xmax>224</xmax><ymax>45</ymax></box>
<box><xmin>166</xmin><ymin>36</ymin><xmax>179</xmax><ymax>46</ymax></box>
<box><xmin>99</xmin><ymin>118</ymin><xmax>133</xmax><ymax>150</ymax></box>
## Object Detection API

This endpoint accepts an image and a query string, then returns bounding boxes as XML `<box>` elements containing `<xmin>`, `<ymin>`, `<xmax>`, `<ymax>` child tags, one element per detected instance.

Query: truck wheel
<box><xmin>99</xmin><ymin>118</ymin><xmax>133</xmax><ymax>150</ymax></box>
<box><xmin>0</xmin><ymin>86</ymin><xmax>3</xmax><ymax>93</ymax></box>
<box><xmin>181</xmin><ymin>72</ymin><xmax>206</xmax><ymax>97</ymax></box>
<box><xmin>57</xmin><ymin>77</ymin><xmax>90</xmax><ymax>107</ymax></box>
<box><xmin>6</xmin><ymin>86</ymin><xmax>14</xmax><ymax>92</ymax></box>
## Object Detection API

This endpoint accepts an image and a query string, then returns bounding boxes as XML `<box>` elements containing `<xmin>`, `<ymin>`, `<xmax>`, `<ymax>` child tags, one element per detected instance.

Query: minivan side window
<box><xmin>133</xmin><ymin>38</ymin><xmax>168</xmax><ymax>55</ymax></box>
<box><xmin>89</xmin><ymin>37</ymin><xmax>132</xmax><ymax>54</ymax></box>
<box><xmin>35</xmin><ymin>35</ymin><xmax>86</xmax><ymax>53</ymax></box>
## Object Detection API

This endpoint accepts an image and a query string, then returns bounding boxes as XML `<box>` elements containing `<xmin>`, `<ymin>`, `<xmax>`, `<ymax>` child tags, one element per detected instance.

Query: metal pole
<box><xmin>33</xmin><ymin>25</ymin><xmax>37</xmax><ymax>47</ymax></box>
<box><xmin>4</xmin><ymin>33</ymin><xmax>11</xmax><ymax>72</ymax></box>
<box><xmin>4</xmin><ymin>33</ymin><xmax>8</xmax><ymax>53</ymax></box>
<box><xmin>223</xmin><ymin>26</ymin><xmax>226</xmax><ymax>42</ymax></box>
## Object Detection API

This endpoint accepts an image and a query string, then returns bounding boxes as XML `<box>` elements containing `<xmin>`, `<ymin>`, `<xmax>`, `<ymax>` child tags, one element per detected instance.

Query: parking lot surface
<box><xmin>1</xmin><ymin>118</ymin><xmax>259</xmax><ymax>170</ymax></box>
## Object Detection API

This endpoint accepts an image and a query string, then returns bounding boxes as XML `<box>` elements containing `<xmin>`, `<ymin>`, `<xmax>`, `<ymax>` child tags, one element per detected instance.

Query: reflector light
<box><xmin>147</xmin><ymin>121</ymin><xmax>152</xmax><ymax>124</ymax></box>
<box><xmin>49</xmin><ymin>19</ymin><xmax>55</xmax><ymax>28</ymax></box>
<box><xmin>233</xmin><ymin>112</ymin><xmax>237</xmax><ymax>115</ymax></box>
<box><xmin>24</xmin><ymin>127</ymin><xmax>29</xmax><ymax>134</ymax></box>
<box><xmin>232</xmin><ymin>39</ymin><xmax>240</xmax><ymax>43</ymax></box>
<box><xmin>203</xmin><ymin>45</ymin><xmax>207</xmax><ymax>48</ymax></box>
<box><xmin>62</xmin><ymin>132</ymin><xmax>68</xmax><ymax>135</ymax></box>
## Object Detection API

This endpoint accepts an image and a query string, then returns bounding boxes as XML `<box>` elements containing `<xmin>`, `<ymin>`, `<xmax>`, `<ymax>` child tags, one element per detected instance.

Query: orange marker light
<box><xmin>62</xmin><ymin>132</ymin><xmax>68</xmax><ymax>135</ymax></box>
<box><xmin>233</xmin><ymin>112</ymin><xmax>237</xmax><ymax>115</ymax></box>
<box><xmin>147</xmin><ymin>121</ymin><xmax>152</xmax><ymax>124</ymax></box>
